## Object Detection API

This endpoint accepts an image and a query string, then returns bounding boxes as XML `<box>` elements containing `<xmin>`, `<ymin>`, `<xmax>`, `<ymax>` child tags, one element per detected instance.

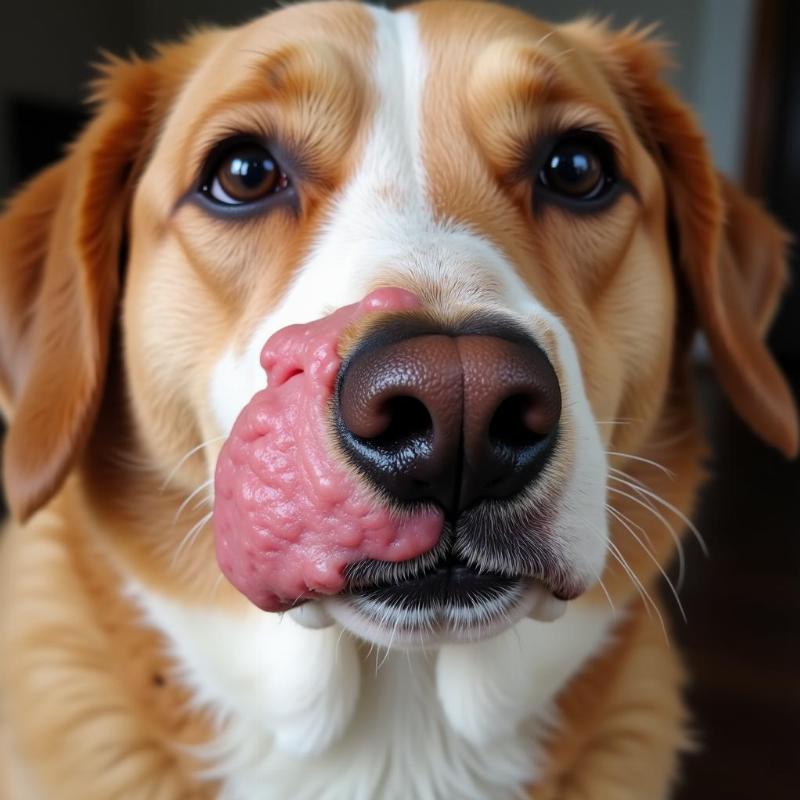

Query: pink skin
<box><xmin>213</xmin><ymin>289</ymin><xmax>445</xmax><ymax>612</ymax></box>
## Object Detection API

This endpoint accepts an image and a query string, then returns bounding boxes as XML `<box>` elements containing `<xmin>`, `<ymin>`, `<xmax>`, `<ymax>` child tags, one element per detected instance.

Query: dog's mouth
<box><xmin>358</xmin><ymin>556</ymin><xmax>558</xmax><ymax>629</ymax></box>
<box><xmin>312</xmin><ymin>524</ymin><xmax>573</xmax><ymax>646</ymax></box>
<box><xmin>321</xmin><ymin>557</ymin><xmax>566</xmax><ymax>646</ymax></box>
<box><xmin>351</xmin><ymin>554</ymin><xmax>519</xmax><ymax>607</ymax></box>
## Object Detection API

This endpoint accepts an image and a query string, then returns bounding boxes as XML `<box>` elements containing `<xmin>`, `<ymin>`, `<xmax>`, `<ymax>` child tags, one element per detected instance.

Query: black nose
<box><xmin>334</xmin><ymin>320</ymin><xmax>561</xmax><ymax>515</ymax></box>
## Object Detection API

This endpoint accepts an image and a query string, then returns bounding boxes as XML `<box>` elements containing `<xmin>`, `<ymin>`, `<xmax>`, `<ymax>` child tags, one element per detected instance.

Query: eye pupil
<box><xmin>539</xmin><ymin>135</ymin><xmax>613</xmax><ymax>202</ymax></box>
<box><xmin>230</xmin><ymin>156</ymin><xmax>271</xmax><ymax>188</ymax></box>
<box><xmin>206</xmin><ymin>142</ymin><xmax>288</xmax><ymax>206</ymax></box>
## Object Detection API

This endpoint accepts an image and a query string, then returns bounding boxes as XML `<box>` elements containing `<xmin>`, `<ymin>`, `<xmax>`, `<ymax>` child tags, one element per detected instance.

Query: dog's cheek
<box><xmin>122</xmin><ymin>241</ymin><xmax>224</xmax><ymax>480</ymax></box>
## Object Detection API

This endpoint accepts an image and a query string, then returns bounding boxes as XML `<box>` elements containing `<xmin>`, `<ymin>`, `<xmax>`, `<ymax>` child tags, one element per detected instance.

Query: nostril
<box><xmin>365</xmin><ymin>396</ymin><xmax>433</xmax><ymax>450</ymax></box>
<box><xmin>489</xmin><ymin>394</ymin><xmax>546</xmax><ymax>451</ymax></box>
<box><xmin>335</xmin><ymin>333</ymin><xmax>463</xmax><ymax>508</ymax></box>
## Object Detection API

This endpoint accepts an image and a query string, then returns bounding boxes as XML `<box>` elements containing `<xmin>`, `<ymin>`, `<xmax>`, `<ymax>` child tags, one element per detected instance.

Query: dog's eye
<box><xmin>203</xmin><ymin>142</ymin><xmax>289</xmax><ymax>205</ymax></box>
<box><xmin>537</xmin><ymin>133</ymin><xmax>616</xmax><ymax>202</ymax></box>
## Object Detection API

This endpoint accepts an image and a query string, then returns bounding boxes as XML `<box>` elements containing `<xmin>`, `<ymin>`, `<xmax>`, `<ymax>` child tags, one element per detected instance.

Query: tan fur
<box><xmin>0</xmin><ymin>2</ymin><xmax>795</xmax><ymax>798</ymax></box>
<box><xmin>0</xmin><ymin>495</ymin><xmax>217</xmax><ymax>799</ymax></box>
<box><xmin>533</xmin><ymin>604</ymin><xmax>690</xmax><ymax>800</ymax></box>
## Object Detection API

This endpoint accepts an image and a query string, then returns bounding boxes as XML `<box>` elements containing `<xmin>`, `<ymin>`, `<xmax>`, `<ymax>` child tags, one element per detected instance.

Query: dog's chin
<box><xmin>315</xmin><ymin>563</ymin><xmax>569</xmax><ymax>649</ymax></box>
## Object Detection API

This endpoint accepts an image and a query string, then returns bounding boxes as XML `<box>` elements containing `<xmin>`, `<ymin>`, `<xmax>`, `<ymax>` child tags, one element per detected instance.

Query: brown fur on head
<box><xmin>0</xmin><ymin>1</ymin><xmax>795</xmax><ymax>594</ymax></box>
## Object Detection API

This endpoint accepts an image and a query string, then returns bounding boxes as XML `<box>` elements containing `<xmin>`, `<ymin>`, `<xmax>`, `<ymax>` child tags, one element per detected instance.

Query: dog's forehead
<box><xmin>134</xmin><ymin>1</ymin><xmax>651</xmax><ymax>359</ymax></box>
<box><xmin>210</xmin><ymin>0</ymin><xmax>377</xmax><ymax>90</ymax></box>
<box><xmin>154</xmin><ymin>1</ymin><xmax>628</xmax><ymax>189</ymax></box>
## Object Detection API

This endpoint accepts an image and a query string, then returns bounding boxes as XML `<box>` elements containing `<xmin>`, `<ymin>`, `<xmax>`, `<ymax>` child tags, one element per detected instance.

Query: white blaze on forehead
<box><xmin>211</xmin><ymin>7</ymin><xmax>430</xmax><ymax>433</ymax></box>
<box><xmin>209</xmin><ymin>6</ymin><xmax>608</xmax><ymax>587</ymax></box>
<box><xmin>210</xmin><ymin>8</ymin><xmax>530</xmax><ymax>431</ymax></box>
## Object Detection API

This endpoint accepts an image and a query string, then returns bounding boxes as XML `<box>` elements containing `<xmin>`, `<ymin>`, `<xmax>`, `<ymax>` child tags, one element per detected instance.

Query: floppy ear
<box><xmin>585</xmin><ymin>23</ymin><xmax>798</xmax><ymax>457</ymax></box>
<box><xmin>0</xmin><ymin>40</ymin><xmax>214</xmax><ymax>521</ymax></box>
<box><xmin>0</xmin><ymin>63</ymin><xmax>150</xmax><ymax>522</ymax></box>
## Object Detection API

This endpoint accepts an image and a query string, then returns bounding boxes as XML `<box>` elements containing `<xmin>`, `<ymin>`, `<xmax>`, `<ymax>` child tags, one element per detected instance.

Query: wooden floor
<box><xmin>672</xmin><ymin>365</ymin><xmax>800</xmax><ymax>799</ymax></box>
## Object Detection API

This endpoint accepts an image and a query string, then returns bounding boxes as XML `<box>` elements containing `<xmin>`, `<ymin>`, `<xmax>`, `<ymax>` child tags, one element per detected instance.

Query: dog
<box><xmin>0</xmin><ymin>2</ymin><xmax>796</xmax><ymax>798</ymax></box>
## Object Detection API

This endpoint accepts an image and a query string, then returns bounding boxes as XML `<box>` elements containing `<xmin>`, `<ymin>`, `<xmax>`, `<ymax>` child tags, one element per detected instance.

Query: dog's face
<box><xmin>0</xmin><ymin>2</ymin><xmax>796</xmax><ymax>648</ymax></box>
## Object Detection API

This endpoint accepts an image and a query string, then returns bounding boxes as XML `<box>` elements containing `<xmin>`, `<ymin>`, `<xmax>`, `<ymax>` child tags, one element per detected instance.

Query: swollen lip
<box><xmin>213</xmin><ymin>287</ymin><xmax>445</xmax><ymax>611</ymax></box>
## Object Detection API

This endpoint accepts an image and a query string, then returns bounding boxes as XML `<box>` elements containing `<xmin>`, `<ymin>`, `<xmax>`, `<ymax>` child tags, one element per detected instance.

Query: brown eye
<box><xmin>538</xmin><ymin>134</ymin><xmax>615</xmax><ymax>202</ymax></box>
<box><xmin>205</xmin><ymin>142</ymin><xmax>289</xmax><ymax>205</ymax></box>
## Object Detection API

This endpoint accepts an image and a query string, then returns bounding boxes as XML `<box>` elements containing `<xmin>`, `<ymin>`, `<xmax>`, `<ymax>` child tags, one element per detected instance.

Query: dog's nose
<box><xmin>335</xmin><ymin>327</ymin><xmax>561</xmax><ymax>514</ymax></box>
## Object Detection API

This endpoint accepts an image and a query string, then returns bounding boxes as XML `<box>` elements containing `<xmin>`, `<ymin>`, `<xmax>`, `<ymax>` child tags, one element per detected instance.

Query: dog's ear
<box><xmin>0</xmin><ymin>38</ymin><xmax>215</xmax><ymax>521</ymax></box>
<box><xmin>572</xmin><ymin>22</ymin><xmax>798</xmax><ymax>457</ymax></box>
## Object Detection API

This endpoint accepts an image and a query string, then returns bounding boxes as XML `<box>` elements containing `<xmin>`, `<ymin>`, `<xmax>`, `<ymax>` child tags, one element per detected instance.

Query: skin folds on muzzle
<box><xmin>213</xmin><ymin>289</ymin><xmax>445</xmax><ymax>611</ymax></box>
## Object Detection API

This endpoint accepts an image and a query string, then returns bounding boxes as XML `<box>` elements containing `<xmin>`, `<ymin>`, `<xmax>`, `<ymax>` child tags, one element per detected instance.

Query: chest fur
<box><xmin>130</xmin><ymin>584</ymin><xmax>613</xmax><ymax>800</ymax></box>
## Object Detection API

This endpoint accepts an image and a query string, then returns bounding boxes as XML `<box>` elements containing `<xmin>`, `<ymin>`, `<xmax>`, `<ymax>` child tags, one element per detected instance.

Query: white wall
<box><xmin>692</xmin><ymin>0</ymin><xmax>755</xmax><ymax>179</ymax></box>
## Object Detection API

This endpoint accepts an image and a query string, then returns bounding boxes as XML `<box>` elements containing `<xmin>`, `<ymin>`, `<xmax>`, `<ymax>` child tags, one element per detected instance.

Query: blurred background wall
<box><xmin>0</xmin><ymin>2</ymin><xmax>798</xmax><ymax>798</ymax></box>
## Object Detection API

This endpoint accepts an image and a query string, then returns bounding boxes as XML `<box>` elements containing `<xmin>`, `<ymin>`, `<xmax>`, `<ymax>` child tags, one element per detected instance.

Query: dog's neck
<box><xmin>126</xmin><ymin>569</ymin><xmax>615</xmax><ymax>800</ymax></box>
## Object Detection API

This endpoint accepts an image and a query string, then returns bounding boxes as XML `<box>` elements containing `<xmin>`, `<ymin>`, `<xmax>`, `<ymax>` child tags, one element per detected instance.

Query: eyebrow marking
<box><xmin>463</xmin><ymin>35</ymin><xmax>634</xmax><ymax>183</ymax></box>
<box><xmin>171</xmin><ymin>40</ymin><xmax>368</xmax><ymax>214</ymax></box>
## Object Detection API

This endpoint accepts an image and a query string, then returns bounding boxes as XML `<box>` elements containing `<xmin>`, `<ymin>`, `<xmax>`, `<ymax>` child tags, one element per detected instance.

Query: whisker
<box><xmin>612</xmin><ymin>471</ymin><xmax>708</xmax><ymax>556</ymax></box>
<box><xmin>587</xmin><ymin>561</ymin><xmax>616</xmax><ymax>616</ymax></box>
<box><xmin>174</xmin><ymin>479</ymin><xmax>214</xmax><ymax>524</ymax></box>
<box><xmin>364</xmin><ymin>638</ymin><xmax>376</xmax><ymax>664</ymax></box>
<box><xmin>608</xmin><ymin>478</ymin><xmax>686</xmax><ymax>589</ymax></box>
<box><xmin>605</xmin><ymin>492</ymin><xmax>656</xmax><ymax>547</ymax></box>
<box><xmin>172</xmin><ymin>511</ymin><xmax>213</xmax><ymax>568</ymax></box>
<box><xmin>161</xmin><ymin>435</ymin><xmax>226</xmax><ymax>490</ymax></box>
<box><xmin>607</xmin><ymin>538</ymin><xmax>669</xmax><ymax>642</ymax></box>
<box><xmin>606</xmin><ymin>450</ymin><xmax>675</xmax><ymax>479</ymax></box>
<box><xmin>585</xmin><ymin>524</ymin><xmax>648</xmax><ymax>612</ymax></box>
<box><xmin>586</xmin><ymin>522</ymin><xmax>669</xmax><ymax>643</ymax></box>
<box><xmin>209</xmin><ymin>572</ymin><xmax>225</xmax><ymax>601</ymax></box>
<box><xmin>596</xmin><ymin>574</ymin><xmax>616</xmax><ymax>616</ymax></box>
<box><xmin>377</xmin><ymin>612</ymin><xmax>402</xmax><ymax>671</ymax></box>
<box><xmin>607</xmin><ymin>503</ymin><xmax>686</xmax><ymax>623</ymax></box>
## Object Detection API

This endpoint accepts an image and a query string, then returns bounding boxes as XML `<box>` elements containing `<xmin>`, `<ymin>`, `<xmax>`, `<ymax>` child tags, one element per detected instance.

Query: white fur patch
<box><xmin>436</xmin><ymin>607</ymin><xmax>613</xmax><ymax>748</ymax></box>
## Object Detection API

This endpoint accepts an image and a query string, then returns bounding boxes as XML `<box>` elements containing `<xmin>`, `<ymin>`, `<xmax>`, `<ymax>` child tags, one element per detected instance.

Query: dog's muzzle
<box><xmin>213</xmin><ymin>288</ymin><xmax>575</xmax><ymax>641</ymax></box>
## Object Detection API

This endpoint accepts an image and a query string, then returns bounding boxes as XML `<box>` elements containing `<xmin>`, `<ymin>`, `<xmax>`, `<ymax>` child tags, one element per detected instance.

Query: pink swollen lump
<box><xmin>213</xmin><ymin>289</ymin><xmax>445</xmax><ymax>611</ymax></box>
